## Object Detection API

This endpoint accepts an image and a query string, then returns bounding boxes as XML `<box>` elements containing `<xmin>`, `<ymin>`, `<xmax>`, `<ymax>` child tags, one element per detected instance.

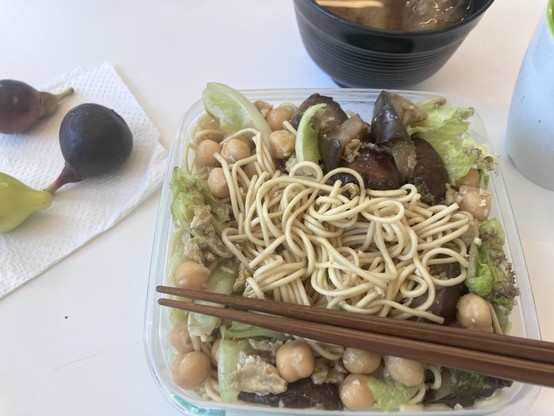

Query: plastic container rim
<box><xmin>144</xmin><ymin>87</ymin><xmax>542</xmax><ymax>416</ymax></box>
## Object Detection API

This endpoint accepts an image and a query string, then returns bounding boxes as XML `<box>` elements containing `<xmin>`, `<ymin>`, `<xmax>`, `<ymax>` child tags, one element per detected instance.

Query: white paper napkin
<box><xmin>0</xmin><ymin>63</ymin><xmax>168</xmax><ymax>298</ymax></box>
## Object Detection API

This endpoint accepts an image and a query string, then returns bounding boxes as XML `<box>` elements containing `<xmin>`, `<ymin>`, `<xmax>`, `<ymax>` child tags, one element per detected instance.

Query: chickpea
<box><xmin>201</xmin><ymin>130</ymin><xmax>225</xmax><ymax>143</ymax></box>
<box><xmin>230</xmin><ymin>133</ymin><xmax>254</xmax><ymax>150</ymax></box>
<box><xmin>384</xmin><ymin>356</ymin><xmax>425</xmax><ymax>387</ymax></box>
<box><xmin>167</xmin><ymin>321</ymin><xmax>194</xmax><ymax>354</ymax></box>
<box><xmin>255</xmin><ymin>100</ymin><xmax>273</xmax><ymax>118</ymax></box>
<box><xmin>171</xmin><ymin>351</ymin><xmax>211</xmax><ymax>389</ymax></box>
<box><xmin>266</xmin><ymin>106</ymin><xmax>294</xmax><ymax>131</ymax></box>
<box><xmin>201</xmin><ymin>116</ymin><xmax>221</xmax><ymax>132</ymax></box>
<box><xmin>211</xmin><ymin>338</ymin><xmax>221</xmax><ymax>364</ymax></box>
<box><xmin>456</xmin><ymin>169</ymin><xmax>481</xmax><ymax>188</ymax></box>
<box><xmin>207</xmin><ymin>167</ymin><xmax>230</xmax><ymax>199</ymax></box>
<box><xmin>458</xmin><ymin>185</ymin><xmax>492</xmax><ymax>221</ymax></box>
<box><xmin>221</xmin><ymin>138</ymin><xmax>251</xmax><ymax>163</ymax></box>
<box><xmin>457</xmin><ymin>293</ymin><xmax>494</xmax><ymax>332</ymax></box>
<box><xmin>269</xmin><ymin>130</ymin><xmax>296</xmax><ymax>159</ymax></box>
<box><xmin>243</xmin><ymin>162</ymin><xmax>259</xmax><ymax>179</ymax></box>
<box><xmin>275</xmin><ymin>340</ymin><xmax>315</xmax><ymax>382</ymax></box>
<box><xmin>195</xmin><ymin>139</ymin><xmax>221</xmax><ymax>167</ymax></box>
<box><xmin>342</xmin><ymin>347</ymin><xmax>382</xmax><ymax>374</ymax></box>
<box><xmin>173</xmin><ymin>260</ymin><xmax>210</xmax><ymax>291</ymax></box>
<box><xmin>339</xmin><ymin>374</ymin><xmax>375</xmax><ymax>410</ymax></box>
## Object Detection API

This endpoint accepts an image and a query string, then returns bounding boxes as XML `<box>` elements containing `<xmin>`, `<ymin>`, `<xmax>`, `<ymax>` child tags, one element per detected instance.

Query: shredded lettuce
<box><xmin>408</xmin><ymin>97</ymin><xmax>495</xmax><ymax>184</ymax></box>
<box><xmin>169</xmin><ymin>167</ymin><xmax>232</xmax><ymax>259</ymax></box>
<box><xmin>466</xmin><ymin>219</ymin><xmax>519</xmax><ymax>332</ymax></box>
<box><xmin>170</xmin><ymin>167</ymin><xmax>229</xmax><ymax>232</ymax></box>
<box><xmin>218</xmin><ymin>337</ymin><xmax>254</xmax><ymax>403</ymax></box>
<box><xmin>168</xmin><ymin>168</ymin><xmax>236</xmax><ymax>331</ymax></box>
<box><xmin>367</xmin><ymin>376</ymin><xmax>422</xmax><ymax>411</ymax></box>
<box><xmin>188</xmin><ymin>258</ymin><xmax>239</xmax><ymax>338</ymax></box>
<box><xmin>202</xmin><ymin>82</ymin><xmax>272</xmax><ymax>143</ymax></box>
<box><xmin>217</xmin><ymin>322</ymin><xmax>285</xmax><ymax>403</ymax></box>
<box><xmin>224</xmin><ymin>322</ymin><xmax>286</xmax><ymax>340</ymax></box>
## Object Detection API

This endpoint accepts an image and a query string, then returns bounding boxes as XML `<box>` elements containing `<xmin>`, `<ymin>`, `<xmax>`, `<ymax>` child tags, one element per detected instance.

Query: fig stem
<box><xmin>44</xmin><ymin>163</ymin><xmax>83</xmax><ymax>195</ymax></box>
<box><xmin>39</xmin><ymin>86</ymin><xmax>75</xmax><ymax>119</ymax></box>
<box><xmin>44</xmin><ymin>183</ymin><xmax>59</xmax><ymax>195</ymax></box>
<box><xmin>54</xmin><ymin>86</ymin><xmax>74</xmax><ymax>103</ymax></box>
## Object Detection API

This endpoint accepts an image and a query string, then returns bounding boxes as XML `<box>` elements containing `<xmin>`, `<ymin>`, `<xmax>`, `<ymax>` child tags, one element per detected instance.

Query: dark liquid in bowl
<box><xmin>322</xmin><ymin>0</ymin><xmax>472</xmax><ymax>31</ymax></box>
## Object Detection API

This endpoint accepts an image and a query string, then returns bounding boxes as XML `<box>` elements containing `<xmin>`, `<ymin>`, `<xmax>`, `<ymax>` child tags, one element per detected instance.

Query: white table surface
<box><xmin>1</xmin><ymin>1</ymin><xmax>553</xmax><ymax>415</ymax></box>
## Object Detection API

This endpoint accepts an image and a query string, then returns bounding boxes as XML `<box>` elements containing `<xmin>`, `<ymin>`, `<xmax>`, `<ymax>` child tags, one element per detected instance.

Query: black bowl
<box><xmin>293</xmin><ymin>0</ymin><xmax>495</xmax><ymax>88</ymax></box>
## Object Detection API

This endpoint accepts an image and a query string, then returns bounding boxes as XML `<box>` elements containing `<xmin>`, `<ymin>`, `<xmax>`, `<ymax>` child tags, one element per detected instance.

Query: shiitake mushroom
<box><xmin>335</xmin><ymin>136</ymin><xmax>448</xmax><ymax>201</ymax></box>
<box><xmin>238</xmin><ymin>377</ymin><xmax>342</xmax><ymax>410</ymax></box>
<box><xmin>424</xmin><ymin>368</ymin><xmax>512</xmax><ymax>408</ymax></box>
<box><xmin>411</xmin><ymin>261</ymin><xmax>468</xmax><ymax>325</ymax></box>
<box><xmin>336</xmin><ymin>147</ymin><xmax>403</xmax><ymax>190</ymax></box>
<box><xmin>321</xmin><ymin>113</ymin><xmax>370</xmax><ymax>173</ymax></box>
<box><xmin>293</xmin><ymin>91</ymin><xmax>449</xmax><ymax>204</ymax></box>
<box><xmin>290</xmin><ymin>93</ymin><xmax>348</xmax><ymax>138</ymax></box>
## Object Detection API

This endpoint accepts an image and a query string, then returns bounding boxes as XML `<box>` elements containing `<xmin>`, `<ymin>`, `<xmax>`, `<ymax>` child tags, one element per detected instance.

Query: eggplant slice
<box><xmin>369</xmin><ymin>91</ymin><xmax>417</xmax><ymax>180</ymax></box>
<box><xmin>409</xmin><ymin>137</ymin><xmax>449</xmax><ymax>204</ymax></box>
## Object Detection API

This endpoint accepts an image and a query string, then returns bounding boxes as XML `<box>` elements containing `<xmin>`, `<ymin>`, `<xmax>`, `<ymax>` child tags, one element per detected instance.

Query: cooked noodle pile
<box><xmin>187</xmin><ymin>117</ymin><xmax>472</xmax><ymax>330</ymax></box>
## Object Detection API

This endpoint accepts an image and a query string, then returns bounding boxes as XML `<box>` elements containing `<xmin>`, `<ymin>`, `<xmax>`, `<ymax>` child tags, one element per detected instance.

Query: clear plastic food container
<box><xmin>144</xmin><ymin>88</ymin><xmax>541</xmax><ymax>416</ymax></box>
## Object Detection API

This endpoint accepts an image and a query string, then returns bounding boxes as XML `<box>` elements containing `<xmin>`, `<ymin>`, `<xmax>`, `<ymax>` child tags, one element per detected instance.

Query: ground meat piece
<box><xmin>311</xmin><ymin>357</ymin><xmax>347</xmax><ymax>385</ymax></box>
<box><xmin>230</xmin><ymin>352</ymin><xmax>286</xmax><ymax>395</ymax></box>
<box><xmin>248</xmin><ymin>338</ymin><xmax>284</xmax><ymax>362</ymax></box>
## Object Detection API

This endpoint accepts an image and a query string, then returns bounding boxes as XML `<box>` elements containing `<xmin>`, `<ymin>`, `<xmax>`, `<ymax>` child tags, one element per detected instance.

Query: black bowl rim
<box><xmin>301</xmin><ymin>0</ymin><xmax>496</xmax><ymax>37</ymax></box>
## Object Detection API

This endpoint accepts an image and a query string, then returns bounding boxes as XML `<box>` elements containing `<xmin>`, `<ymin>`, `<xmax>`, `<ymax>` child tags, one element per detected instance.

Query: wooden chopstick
<box><xmin>156</xmin><ymin>286</ymin><xmax>554</xmax><ymax>388</ymax></box>
<box><xmin>157</xmin><ymin>285</ymin><xmax>554</xmax><ymax>364</ymax></box>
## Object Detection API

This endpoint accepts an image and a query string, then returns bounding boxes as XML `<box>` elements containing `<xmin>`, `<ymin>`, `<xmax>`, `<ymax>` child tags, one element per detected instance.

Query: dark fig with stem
<box><xmin>0</xmin><ymin>79</ymin><xmax>74</xmax><ymax>134</ymax></box>
<box><xmin>1</xmin><ymin>103</ymin><xmax>132</xmax><ymax>232</ymax></box>
<box><xmin>45</xmin><ymin>103</ymin><xmax>133</xmax><ymax>194</ymax></box>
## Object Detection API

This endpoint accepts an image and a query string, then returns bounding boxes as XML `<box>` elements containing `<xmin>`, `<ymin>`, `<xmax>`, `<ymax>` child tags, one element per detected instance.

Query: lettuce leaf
<box><xmin>188</xmin><ymin>258</ymin><xmax>239</xmax><ymax>337</ymax></box>
<box><xmin>367</xmin><ymin>376</ymin><xmax>421</xmax><ymax>411</ymax></box>
<box><xmin>202</xmin><ymin>82</ymin><xmax>272</xmax><ymax>143</ymax></box>
<box><xmin>169</xmin><ymin>167</ymin><xmax>229</xmax><ymax>233</ymax></box>
<box><xmin>408</xmin><ymin>97</ymin><xmax>495</xmax><ymax>184</ymax></box>
<box><xmin>466</xmin><ymin>219</ymin><xmax>519</xmax><ymax>332</ymax></box>
<box><xmin>224</xmin><ymin>322</ymin><xmax>286</xmax><ymax>340</ymax></box>
<box><xmin>217</xmin><ymin>322</ymin><xmax>288</xmax><ymax>403</ymax></box>
<box><xmin>169</xmin><ymin>167</ymin><xmax>231</xmax><ymax>259</ymax></box>
<box><xmin>218</xmin><ymin>337</ymin><xmax>254</xmax><ymax>403</ymax></box>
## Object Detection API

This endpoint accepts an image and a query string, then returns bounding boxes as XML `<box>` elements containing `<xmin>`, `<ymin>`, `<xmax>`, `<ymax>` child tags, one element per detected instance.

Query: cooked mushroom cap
<box><xmin>336</xmin><ymin>147</ymin><xmax>403</xmax><ymax>190</ymax></box>
<box><xmin>291</xmin><ymin>93</ymin><xmax>348</xmax><ymax>137</ymax></box>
